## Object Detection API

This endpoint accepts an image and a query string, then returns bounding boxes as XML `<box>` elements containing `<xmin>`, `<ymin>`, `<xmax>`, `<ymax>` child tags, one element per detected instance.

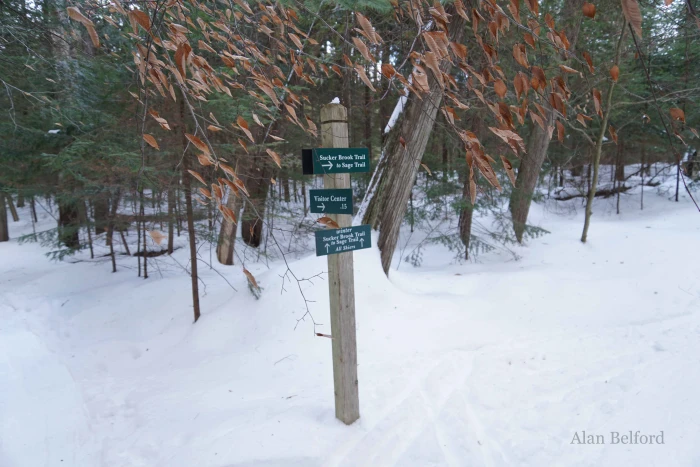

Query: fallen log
<box><xmin>555</xmin><ymin>184</ymin><xmax>631</xmax><ymax>201</ymax></box>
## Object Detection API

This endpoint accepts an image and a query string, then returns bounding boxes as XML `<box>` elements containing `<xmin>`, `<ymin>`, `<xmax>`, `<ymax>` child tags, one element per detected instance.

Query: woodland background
<box><xmin>1</xmin><ymin>0</ymin><xmax>698</xmax><ymax>320</ymax></box>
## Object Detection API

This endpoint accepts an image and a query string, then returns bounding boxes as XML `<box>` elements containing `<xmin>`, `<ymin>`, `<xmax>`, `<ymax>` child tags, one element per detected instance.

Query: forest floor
<box><xmin>1</xmin><ymin>172</ymin><xmax>700</xmax><ymax>467</ymax></box>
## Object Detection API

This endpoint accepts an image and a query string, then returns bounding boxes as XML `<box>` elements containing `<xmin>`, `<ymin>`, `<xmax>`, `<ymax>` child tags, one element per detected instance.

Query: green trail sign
<box><xmin>309</xmin><ymin>189</ymin><xmax>353</xmax><ymax>214</ymax></box>
<box><xmin>302</xmin><ymin>147</ymin><xmax>370</xmax><ymax>175</ymax></box>
<box><xmin>315</xmin><ymin>225</ymin><xmax>371</xmax><ymax>256</ymax></box>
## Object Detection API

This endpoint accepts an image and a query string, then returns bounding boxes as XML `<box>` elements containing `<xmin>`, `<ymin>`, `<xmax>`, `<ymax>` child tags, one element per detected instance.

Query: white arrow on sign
<box><xmin>325</xmin><ymin>244</ymin><xmax>330</xmax><ymax>253</ymax></box>
<box><xmin>322</xmin><ymin>161</ymin><xmax>333</xmax><ymax>170</ymax></box>
<box><xmin>317</xmin><ymin>202</ymin><xmax>326</xmax><ymax>211</ymax></box>
<box><xmin>360</xmin><ymin>239</ymin><xmax>364</xmax><ymax>248</ymax></box>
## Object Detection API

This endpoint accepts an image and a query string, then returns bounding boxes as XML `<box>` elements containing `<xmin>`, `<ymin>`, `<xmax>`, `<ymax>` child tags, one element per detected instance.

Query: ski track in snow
<box><xmin>2</xmin><ymin>181</ymin><xmax>700</xmax><ymax>466</ymax></box>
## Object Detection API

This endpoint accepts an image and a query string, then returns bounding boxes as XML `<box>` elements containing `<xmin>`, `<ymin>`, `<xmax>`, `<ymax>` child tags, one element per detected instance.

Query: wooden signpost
<box><xmin>302</xmin><ymin>103</ymin><xmax>371</xmax><ymax>425</ymax></box>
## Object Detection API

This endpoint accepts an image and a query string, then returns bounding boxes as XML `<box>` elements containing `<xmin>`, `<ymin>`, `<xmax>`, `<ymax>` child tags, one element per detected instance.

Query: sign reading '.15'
<box><xmin>302</xmin><ymin>148</ymin><xmax>370</xmax><ymax>175</ymax></box>
<box><xmin>315</xmin><ymin>225</ymin><xmax>371</xmax><ymax>257</ymax></box>
<box><xmin>309</xmin><ymin>189</ymin><xmax>353</xmax><ymax>214</ymax></box>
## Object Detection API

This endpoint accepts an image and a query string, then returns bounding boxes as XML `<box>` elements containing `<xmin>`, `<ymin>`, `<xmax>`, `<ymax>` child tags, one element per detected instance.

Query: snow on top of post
<box><xmin>330</xmin><ymin>97</ymin><xmax>340</xmax><ymax>104</ymax></box>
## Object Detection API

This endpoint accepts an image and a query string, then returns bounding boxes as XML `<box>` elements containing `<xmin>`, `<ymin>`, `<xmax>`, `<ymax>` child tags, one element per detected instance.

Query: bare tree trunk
<box><xmin>364</xmin><ymin>76</ymin><xmax>372</xmax><ymax>157</ymax></box>
<box><xmin>30</xmin><ymin>196</ymin><xmax>37</xmax><ymax>223</ymax></box>
<box><xmin>82</xmin><ymin>201</ymin><xmax>94</xmax><ymax>259</ymax></box>
<box><xmin>58</xmin><ymin>197</ymin><xmax>80</xmax><ymax>250</ymax></box>
<box><xmin>167</xmin><ymin>185</ymin><xmax>175</xmax><ymax>254</ymax></box>
<box><xmin>582</xmin><ymin>22</ymin><xmax>626</xmax><ymax>243</ymax></box>
<box><xmin>107</xmin><ymin>189</ymin><xmax>120</xmax><ymax>272</ymax></box>
<box><xmin>140</xmin><ymin>191</ymin><xmax>148</xmax><ymax>279</ymax></box>
<box><xmin>240</xmin><ymin>166</ymin><xmax>270</xmax><ymax>248</ymax></box>
<box><xmin>17</xmin><ymin>192</ymin><xmax>25</xmax><ymax>208</ymax></box>
<box><xmin>359</xmin><ymin>13</ymin><xmax>467</xmax><ymax>275</ymax></box>
<box><xmin>216</xmin><ymin>191</ymin><xmax>242</xmax><ymax>265</ymax></box>
<box><xmin>7</xmin><ymin>195</ymin><xmax>19</xmax><ymax>222</ymax></box>
<box><xmin>0</xmin><ymin>193</ymin><xmax>9</xmax><ymax>242</ymax></box>
<box><xmin>509</xmin><ymin>110</ymin><xmax>554</xmax><ymax>242</ymax></box>
<box><xmin>458</xmin><ymin>177</ymin><xmax>474</xmax><ymax>260</ymax></box>
<box><xmin>93</xmin><ymin>195</ymin><xmax>109</xmax><ymax>235</ymax></box>
<box><xmin>615</xmin><ymin>137</ymin><xmax>625</xmax><ymax>182</ymax></box>
<box><xmin>282</xmin><ymin>177</ymin><xmax>290</xmax><ymax>203</ymax></box>
<box><xmin>302</xmin><ymin>179</ymin><xmax>307</xmax><ymax>216</ymax></box>
<box><xmin>181</xmin><ymin>97</ymin><xmax>201</xmax><ymax>322</ymax></box>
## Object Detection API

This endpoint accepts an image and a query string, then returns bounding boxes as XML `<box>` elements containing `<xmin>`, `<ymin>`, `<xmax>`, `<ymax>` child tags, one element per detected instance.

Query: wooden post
<box><xmin>320</xmin><ymin>103</ymin><xmax>360</xmax><ymax>424</ymax></box>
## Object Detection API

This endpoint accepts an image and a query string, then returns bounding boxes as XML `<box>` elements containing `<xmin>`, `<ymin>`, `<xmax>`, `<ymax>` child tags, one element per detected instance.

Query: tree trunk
<box><xmin>58</xmin><ymin>197</ymin><xmax>80</xmax><ymax>250</ymax></box>
<box><xmin>140</xmin><ymin>190</ymin><xmax>147</xmax><ymax>279</ymax></box>
<box><xmin>93</xmin><ymin>194</ymin><xmax>109</xmax><ymax>235</ymax></box>
<box><xmin>7</xmin><ymin>195</ymin><xmax>19</xmax><ymax>222</ymax></box>
<box><xmin>107</xmin><ymin>189</ymin><xmax>121</xmax><ymax>273</ymax></box>
<box><xmin>167</xmin><ymin>185</ymin><xmax>175</xmax><ymax>254</ymax></box>
<box><xmin>216</xmin><ymin>191</ymin><xmax>243</xmax><ymax>265</ymax></box>
<box><xmin>509</xmin><ymin>110</ymin><xmax>554</xmax><ymax>243</ymax></box>
<box><xmin>358</xmin><ymin>13</ymin><xmax>466</xmax><ymax>275</ymax></box>
<box><xmin>364</xmin><ymin>76</ymin><xmax>372</xmax><ymax>157</ymax></box>
<box><xmin>82</xmin><ymin>201</ymin><xmax>94</xmax><ymax>259</ymax></box>
<box><xmin>17</xmin><ymin>192</ymin><xmax>25</xmax><ymax>208</ymax></box>
<box><xmin>30</xmin><ymin>196</ymin><xmax>37</xmax><ymax>223</ymax></box>
<box><xmin>581</xmin><ymin>22</ymin><xmax>626</xmax><ymax>243</ymax></box>
<box><xmin>0</xmin><ymin>194</ymin><xmax>9</xmax><ymax>242</ymax></box>
<box><xmin>615</xmin><ymin>136</ymin><xmax>625</xmax><ymax>181</ymax></box>
<box><xmin>180</xmin><ymin>97</ymin><xmax>201</xmax><ymax>322</ymax></box>
<box><xmin>240</xmin><ymin>165</ymin><xmax>270</xmax><ymax>248</ymax></box>
<box><xmin>458</xmin><ymin>177</ymin><xmax>474</xmax><ymax>260</ymax></box>
<box><xmin>282</xmin><ymin>177</ymin><xmax>290</xmax><ymax>203</ymax></box>
<box><xmin>509</xmin><ymin>0</ymin><xmax>584</xmax><ymax>240</ymax></box>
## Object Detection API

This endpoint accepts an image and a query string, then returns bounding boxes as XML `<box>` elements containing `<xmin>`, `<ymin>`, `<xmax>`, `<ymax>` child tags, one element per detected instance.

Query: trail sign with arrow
<box><xmin>309</xmin><ymin>189</ymin><xmax>353</xmax><ymax>214</ymax></box>
<box><xmin>302</xmin><ymin>148</ymin><xmax>370</xmax><ymax>175</ymax></box>
<box><xmin>315</xmin><ymin>225</ymin><xmax>371</xmax><ymax>257</ymax></box>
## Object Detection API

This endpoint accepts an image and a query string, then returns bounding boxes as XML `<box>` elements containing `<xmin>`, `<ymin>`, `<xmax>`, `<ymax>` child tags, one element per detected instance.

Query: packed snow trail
<box><xmin>1</xmin><ymin>183</ymin><xmax>699</xmax><ymax>466</ymax></box>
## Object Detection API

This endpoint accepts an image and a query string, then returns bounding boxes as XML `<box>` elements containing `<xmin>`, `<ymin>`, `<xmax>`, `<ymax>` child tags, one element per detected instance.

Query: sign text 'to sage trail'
<box><xmin>302</xmin><ymin>147</ymin><xmax>370</xmax><ymax>175</ymax></box>
<box><xmin>315</xmin><ymin>225</ymin><xmax>371</xmax><ymax>257</ymax></box>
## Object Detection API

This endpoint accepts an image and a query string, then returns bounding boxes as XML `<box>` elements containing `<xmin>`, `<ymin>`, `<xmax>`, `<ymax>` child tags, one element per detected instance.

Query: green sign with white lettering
<box><xmin>315</xmin><ymin>225</ymin><xmax>371</xmax><ymax>256</ymax></box>
<box><xmin>309</xmin><ymin>189</ymin><xmax>353</xmax><ymax>214</ymax></box>
<box><xmin>302</xmin><ymin>148</ymin><xmax>370</xmax><ymax>174</ymax></box>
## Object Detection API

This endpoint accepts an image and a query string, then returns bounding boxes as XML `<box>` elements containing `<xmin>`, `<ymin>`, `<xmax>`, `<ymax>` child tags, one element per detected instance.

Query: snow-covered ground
<box><xmin>1</xmin><ymin>178</ymin><xmax>699</xmax><ymax>466</ymax></box>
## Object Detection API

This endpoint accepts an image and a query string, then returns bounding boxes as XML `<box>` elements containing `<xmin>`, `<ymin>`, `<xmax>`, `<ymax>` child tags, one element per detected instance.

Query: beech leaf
<box><xmin>610</xmin><ymin>65</ymin><xmax>620</xmax><ymax>82</ymax></box>
<box><xmin>266</xmin><ymin>149</ymin><xmax>282</xmax><ymax>168</ymax></box>
<box><xmin>317</xmin><ymin>216</ymin><xmax>340</xmax><ymax>229</ymax></box>
<box><xmin>185</xmin><ymin>133</ymin><xmax>210</xmax><ymax>155</ymax></box>
<box><xmin>669</xmin><ymin>108</ymin><xmax>685</xmax><ymax>123</ymax></box>
<box><xmin>143</xmin><ymin>134</ymin><xmax>159</xmax><ymax>150</ymax></box>
<box><xmin>621</xmin><ymin>0</ymin><xmax>643</xmax><ymax>38</ymax></box>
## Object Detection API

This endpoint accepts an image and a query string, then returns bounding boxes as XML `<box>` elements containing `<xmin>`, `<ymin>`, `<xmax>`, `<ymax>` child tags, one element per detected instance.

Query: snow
<box><xmin>2</xmin><ymin>177</ymin><xmax>700</xmax><ymax>466</ymax></box>
<box><xmin>330</xmin><ymin>97</ymin><xmax>340</xmax><ymax>104</ymax></box>
<box><xmin>384</xmin><ymin>92</ymin><xmax>407</xmax><ymax>134</ymax></box>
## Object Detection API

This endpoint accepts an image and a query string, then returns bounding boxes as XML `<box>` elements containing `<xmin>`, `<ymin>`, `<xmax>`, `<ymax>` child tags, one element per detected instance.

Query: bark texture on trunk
<box><xmin>458</xmin><ymin>177</ymin><xmax>474</xmax><ymax>260</ymax></box>
<box><xmin>240</xmin><ymin>162</ymin><xmax>271</xmax><ymax>248</ymax></box>
<box><xmin>359</xmin><ymin>14</ymin><xmax>466</xmax><ymax>275</ymax></box>
<box><xmin>216</xmin><ymin>190</ymin><xmax>242</xmax><ymax>265</ymax></box>
<box><xmin>7</xmin><ymin>195</ymin><xmax>19</xmax><ymax>222</ymax></box>
<box><xmin>509</xmin><ymin>111</ymin><xmax>554</xmax><ymax>242</ymax></box>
